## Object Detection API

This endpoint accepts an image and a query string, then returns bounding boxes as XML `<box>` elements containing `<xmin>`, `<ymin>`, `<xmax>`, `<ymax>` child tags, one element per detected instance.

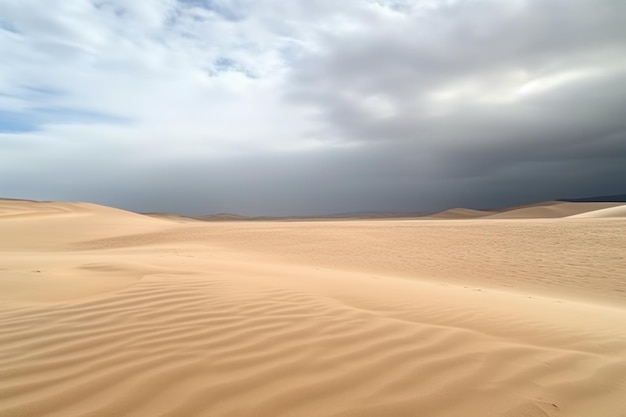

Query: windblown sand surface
<box><xmin>1</xmin><ymin>199</ymin><xmax>626</xmax><ymax>417</ymax></box>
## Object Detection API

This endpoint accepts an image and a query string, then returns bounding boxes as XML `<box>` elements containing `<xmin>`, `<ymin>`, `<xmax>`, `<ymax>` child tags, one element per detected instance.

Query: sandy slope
<box><xmin>1</xmin><ymin>199</ymin><xmax>626</xmax><ymax>417</ymax></box>
<box><xmin>568</xmin><ymin>204</ymin><xmax>626</xmax><ymax>218</ymax></box>
<box><xmin>486</xmin><ymin>201</ymin><xmax>623</xmax><ymax>219</ymax></box>
<box><xmin>0</xmin><ymin>199</ymin><xmax>172</xmax><ymax>301</ymax></box>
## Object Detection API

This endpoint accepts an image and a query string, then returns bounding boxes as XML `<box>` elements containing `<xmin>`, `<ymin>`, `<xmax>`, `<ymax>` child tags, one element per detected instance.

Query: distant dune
<box><xmin>145</xmin><ymin>201</ymin><xmax>623</xmax><ymax>221</ymax></box>
<box><xmin>146</xmin><ymin>211</ymin><xmax>430</xmax><ymax>221</ymax></box>
<box><xmin>2</xmin><ymin>198</ymin><xmax>626</xmax><ymax>417</ymax></box>
<box><xmin>568</xmin><ymin>204</ymin><xmax>626</xmax><ymax>218</ymax></box>
<box><xmin>485</xmin><ymin>201</ymin><xmax>623</xmax><ymax>219</ymax></box>
<box><xmin>427</xmin><ymin>207</ymin><xmax>491</xmax><ymax>219</ymax></box>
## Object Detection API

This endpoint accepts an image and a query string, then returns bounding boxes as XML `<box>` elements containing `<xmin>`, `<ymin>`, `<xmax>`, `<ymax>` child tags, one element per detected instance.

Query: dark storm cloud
<box><xmin>280</xmin><ymin>0</ymin><xmax>626</xmax><ymax>210</ymax></box>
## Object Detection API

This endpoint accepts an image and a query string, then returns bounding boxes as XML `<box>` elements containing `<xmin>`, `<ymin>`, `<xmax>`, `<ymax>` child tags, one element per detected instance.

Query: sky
<box><xmin>1</xmin><ymin>0</ymin><xmax>625</xmax><ymax>216</ymax></box>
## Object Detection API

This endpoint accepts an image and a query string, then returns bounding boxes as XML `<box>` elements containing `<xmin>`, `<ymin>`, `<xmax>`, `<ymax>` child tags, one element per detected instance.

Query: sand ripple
<box><xmin>2</xmin><ymin>275</ymin><xmax>626</xmax><ymax>417</ymax></box>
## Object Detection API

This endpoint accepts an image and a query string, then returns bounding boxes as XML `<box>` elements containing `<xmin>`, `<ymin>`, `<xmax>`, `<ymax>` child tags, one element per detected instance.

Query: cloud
<box><xmin>1</xmin><ymin>0</ymin><xmax>625</xmax><ymax>214</ymax></box>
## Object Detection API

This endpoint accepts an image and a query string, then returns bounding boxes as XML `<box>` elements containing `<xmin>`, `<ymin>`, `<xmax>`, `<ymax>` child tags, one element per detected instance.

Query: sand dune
<box><xmin>0</xmin><ymin>199</ymin><xmax>173</xmax><ymax>301</ymax></box>
<box><xmin>2</xmin><ymin>199</ymin><xmax>626</xmax><ymax>417</ymax></box>
<box><xmin>568</xmin><ymin>204</ymin><xmax>626</xmax><ymax>218</ymax></box>
<box><xmin>427</xmin><ymin>207</ymin><xmax>491</xmax><ymax>219</ymax></box>
<box><xmin>486</xmin><ymin>201</ymin><xmax>623</xmax><ymax>219</ymax></box>
<box><xmin>0</xmin><ymin>199</ymin><xmax>169</xmax><ymax>251</ymax></box>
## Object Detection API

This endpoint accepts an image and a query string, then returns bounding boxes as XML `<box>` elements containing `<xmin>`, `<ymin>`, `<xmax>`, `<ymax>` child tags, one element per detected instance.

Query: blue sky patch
<box><xmin>0</xmin><ymin>20</ymin><xmax>19</xmax><ymax>34</ymax></box>
<box><xmin>22</xmin><ymin>85</ymin><xmax>66</xmax><ymax>98</ymax></box>
<box><xmin>0</xmin><ymin>111</ymin><xmax>38</xmax><ymax>133</ymax></box>
<box><xmin>214</xmin><ymin>57</ymin><xmax>237</xmax><ymax>72</ymax></box>
<box><xmin>0</xmin><ymin>108</ymin><xmax>129</xmax><ymax>133</ymax></box>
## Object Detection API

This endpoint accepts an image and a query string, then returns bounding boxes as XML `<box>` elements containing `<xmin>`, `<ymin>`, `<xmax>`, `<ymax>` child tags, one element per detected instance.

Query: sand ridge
<box><xmin>484</xmin><ymin>201</ymin><xmax>623</xmax><ymax>219</ymax></box>
<box><xmin>568</xmin><ymin>204</ymin><xmax>626</xmax><ymax>218</ymax></box>
<box><xmin>1</xmin><ymin>199</ymin><xmax>626</xmax><ymax>417</ymax></box>
<box><xmin>426</xmin><ymin>207</ymin><xmax>490</xmax><ymax>219</ymax></box>
<box><xmin>423</xmin><ymin>201</ymin><xmax>623</xmax><ymax>220</ymax></box>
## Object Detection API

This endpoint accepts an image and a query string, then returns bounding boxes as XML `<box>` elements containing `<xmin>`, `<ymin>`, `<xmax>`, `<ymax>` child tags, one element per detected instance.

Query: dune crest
<box><xmin>486</xmin><ymin>201</ymin><xmax>623</xmax><ymax>219</ymax></box>
<box><xmin>568</xmin><ymin>204</ymin><xmax>626</xmax><ymax>218</ymax></box>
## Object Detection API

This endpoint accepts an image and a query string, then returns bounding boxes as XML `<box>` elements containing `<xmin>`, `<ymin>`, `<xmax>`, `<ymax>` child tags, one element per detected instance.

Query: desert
<box><xmin>1</xmin><ymin>198</ymin><xmax>625</xmax><ymax>417</ymax></box>
<box><xmin>4</xmin><ymin>1</ymin><xmax>626</xmax><ymax>416</ymax></box>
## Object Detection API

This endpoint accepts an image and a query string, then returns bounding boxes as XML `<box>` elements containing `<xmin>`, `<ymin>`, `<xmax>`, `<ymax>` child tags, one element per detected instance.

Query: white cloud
<box><xmin>0</xmin><ymin>0</ymin><xmax>331</xmax><ymax>151</ymax></box>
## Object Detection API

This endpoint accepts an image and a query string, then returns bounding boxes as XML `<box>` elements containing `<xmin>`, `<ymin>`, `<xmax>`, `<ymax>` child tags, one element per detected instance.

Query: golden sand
<box><xmin>1</xmin><ymin>199</ymin><xmax>625</xmax><ymax>417</ymax></box>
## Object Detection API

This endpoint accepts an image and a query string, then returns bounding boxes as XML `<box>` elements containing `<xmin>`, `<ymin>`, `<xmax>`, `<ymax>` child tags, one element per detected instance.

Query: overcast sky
<box><xmin>1</xmin><ymin>0</ymin><xmax>625</xmax><ymax>215</ymax></box>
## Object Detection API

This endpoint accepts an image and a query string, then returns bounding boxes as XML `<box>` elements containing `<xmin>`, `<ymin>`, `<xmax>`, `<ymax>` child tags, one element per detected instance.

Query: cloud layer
<box><xmin>1</xmin><ymin>0</ymin><xmax>625</xmax><ymax>215</ymax></box>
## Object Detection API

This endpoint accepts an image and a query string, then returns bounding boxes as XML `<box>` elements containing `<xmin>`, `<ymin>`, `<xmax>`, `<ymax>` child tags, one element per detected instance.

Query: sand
<box><xmin>569</xmin><ymin>204</ymin><xmax>626</xmax><ymax>219</ymax></box>
<box><xmin>426</xmin><ymin>207</ymin><xmax>490</xmax><ymax>219</ymax></box>
<box><xmin>484</xmin><ymin>201</ymin><xmax>623</xmax><ymax>219</ymax></box>
<box><xmin>1</xmin><ymin>199</ymin><xmax>626</xmax><ymax>417</ymax></box>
